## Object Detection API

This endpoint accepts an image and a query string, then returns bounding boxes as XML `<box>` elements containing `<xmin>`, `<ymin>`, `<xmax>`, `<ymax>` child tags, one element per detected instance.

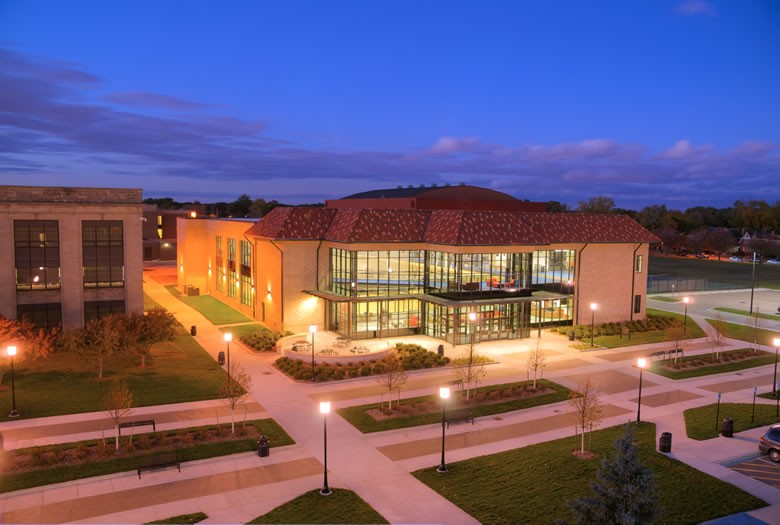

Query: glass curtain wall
<box><xmin>239</xmin><ymin>240</ymin><xmax>252</xmax><ymax>307</ymax></box>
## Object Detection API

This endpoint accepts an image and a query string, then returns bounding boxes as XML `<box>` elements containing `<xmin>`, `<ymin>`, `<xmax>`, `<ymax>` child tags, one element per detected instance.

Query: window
<box><xmin>228</xmin><ymin>238</ymin><xmax>237</xmax><ymax>298</ymax></box>
<box><xmin>240</xmin><ymin>240</ymin><xmax>252</xmax><ymax>306</ymax></box>
<box><xmin>17</xmin><ymin>303</ymin><xmax>62</xmax><ymax>329</ymax></box>
<box><xmin>14</xmin><ymin>220</ymin><xmax>61</xmax><ymax>290</ymax></box>
<box><xmin>634</xmin><ymin>294</ymin><xmax>642</xmax><ymax>314</ymax></box>
<box><xmin>215</xmin><ymin>236</ymin><xmax>224</xmax><ymax>292</ymax></box>
<box><xmin>635</xmin><ymin>255</ymin><xmax>643</xmax><ymax>273</ymax></box>
<box><xmin>84</xmin><ymin>300</ymin><xmax>125</xmax><ymax>322</ymax></box>
<box><xmin>82</xmin><ymin>221</ymin><xmax>124</xmax><ymax>288</ymax></box>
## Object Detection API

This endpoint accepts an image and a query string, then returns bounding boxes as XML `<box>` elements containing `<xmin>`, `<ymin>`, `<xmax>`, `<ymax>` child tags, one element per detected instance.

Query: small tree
<box><xmin>453</xmin><ymin>352</ymin><xmax>487</xmax><ymax>400</ymax></box>
<box><xmin>121</xmin><ymin>309</ymin><xmax>177</xmax><ymax>367</ymax></box>
<box><xmin>219</xmin><ymin>363</ymin><xmax>252</xmax><ymax>435</ymax></box>
<box><xmin>569</xmin><ymin>377</ymin><xmax>603</xmax><ymax>455</ymax></box>
<box><xmin>665</xmin><ymin>325</ymin><xmax>688</xmax><ymax>363</ymax></box>
<box><xmin>101</xmin><ymin>380</ymin><xmax>133</xmax><ymax>451</ymax></box>
<box><xmin>707</xmin><ymin>314</ymin><xmax>727</xmax><ymax>360</ymax></box>
<box><xmin>59</xmin><ymin>315</ymin><xmax>123</xmax><ymax>380</ymax></box>
<box><xmin>562</xmin><ymin>423</ymin><xmax>659</xmax><ymax>525</ymax></box>
<box><xmin>526</xmin><ymin>338</ymin><xmax>547</xmax><ymax>389</ymax></box>
<box><xmin>0</xmin><ymin>316</ymin><xmax>56</xmax><ymax>360</ymax></box>
<box><xmin>375</xmin><ymin>354</ymin><xmax>409</xmax><ymax>411</ymax></box>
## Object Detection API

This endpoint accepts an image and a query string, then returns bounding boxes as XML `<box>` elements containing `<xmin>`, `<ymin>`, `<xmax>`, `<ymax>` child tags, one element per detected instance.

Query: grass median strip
<box><xmin>646</xmin><ymin>348</ymin><xmax>776</xmax><ymax>379</ymax></box>
<box><xmin>165</xmin><ymin>285</ymin><xmax>253</xmax><ymax>325</ymax></box>
<box><xmin>338</xmin><ymin>379</ymin><xmax>571</xmax><ymax>433</ymax></box>
<box><xmin>413</xmin><ymin>422</ymin><xmax>765</xmax><ymax>525</ymax></box>
<box><xmin>707</xmin><ymin>318</ymin><xmax>780</xmax><ymax>346</ymax></box>
<box><xmin>146</xmin><ymin>512</ymin><xmax>208</xmax><ymax>524</ymax></box>
<box><xmin>248</xmin><ymin>488</ymin><xmax>388</xmax><ymax>524</ymax></box>
<box><xmin>0</xmin><ymin>419</ymin><xmax>294</xmax><ymax>494</ymax></box>
<box><xmin>713</xmin><ymin>307</ymin><xmax>780</xmax><ymax>321</ymax></box>
<box><xmin>684</xmin><ymin>403</ymin><xmax>780</xmax><ymax>440</ymax></box>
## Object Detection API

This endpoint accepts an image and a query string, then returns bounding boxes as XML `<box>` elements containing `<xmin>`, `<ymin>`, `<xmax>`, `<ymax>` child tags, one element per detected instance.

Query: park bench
<box><xmin>137</xmin><ymin>452</ymin><xmax>180</xmax><ymax>479</ymax></box>
<box><xmin>446</xmin><ymin>411</ymin><xmax>476</xmax><ymax>428</ymax></box>
<box><xmin>649</xmin><ymin>351</ymin><xmax>666</xmax><ymax>360</ymax></box>
<box><xmin>119</xmin><ymin>419</ymin><xmax>156</xmax><ymax>435</ymax></box>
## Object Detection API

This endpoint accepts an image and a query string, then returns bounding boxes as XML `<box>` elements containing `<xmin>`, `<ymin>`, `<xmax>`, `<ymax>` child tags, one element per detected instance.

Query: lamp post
<box><xmin>590</xmin><ymin>303</ymin><xmax>597</xmax><ymax>347</ymax></box>
<box><xmin>749</xmin><ymin>251</ymin><xmax>757</xmax><ymax>315</ymax></box>
<box><xmin>772</xmin><ymin>338</ymin><xmax>780</xmax><ymax>398</ymax></box>
<box><xmin>319</xmin><ymin>401</ymin><xmax>332</xmax><ymax>495</ymax></box>
<box><xmin>682</xmin><ymin>296</ymin><xmax>690</xmax><ymax>336</ymax></box>
<box><xmin>224</xmin><ymin>332</ymin><xmax>232</xmax><ymax>380</ymax></box>
<box><xmin>437</xmin><ymin>386</ymin><xmax>450</xmax><ymax>473</ymax></box>
<box><xmin>310</xmin><ymin>324</ymin><xmax>317</xmax><ymax>382</ymax></box>
<box><xmin>7</xmin><ymin>345</ymin><xmax>19</xmax><ymax>418</ymax></box>
<box><xmin>468</xmin><ymin>311</ymin><xmax>477</xmax><ymax>368</ymax></box>
<box><xmin>636</xmin><ymin>357</ymin><xmax>646</xmax><ymax>423</ymax></box>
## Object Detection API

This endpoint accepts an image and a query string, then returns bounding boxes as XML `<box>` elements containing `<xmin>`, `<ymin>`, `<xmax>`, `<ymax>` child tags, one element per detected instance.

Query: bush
<box><xmin>241</xmin><ymin>329</ymin><xmax>293</xmax><ymax>352</ymax></box>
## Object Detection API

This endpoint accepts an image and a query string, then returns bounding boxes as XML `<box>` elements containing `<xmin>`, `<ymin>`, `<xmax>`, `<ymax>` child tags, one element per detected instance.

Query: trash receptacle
<box><xmin>568</xmin><ymin>331</ymin><xmax>575</xmax><ymax>341</ymax></box>
<box><xmin>659</xmin><ymin>431</ymin><xmax>672</xmax><ymax>453</ymax></box>
<box><xmin>437</xmin><ymin>344</ymin><xmax>445</xmax><ymax>356</ymax></box>
<box><xmin>190</xmin><ymin>325</ymin><xmax>197</xmax><ymax>336</ymax></box>
<box><xmin>0</xmin><ymin>432</ymin><xmax>4</xmax><ymax>451</ymax></box>
<box><xmin>218</xmin><ymin>351</ymin><xmax>225</xmax><ymax>365</ymax></box>
<box><xmin>721</xmin><ymin>418</ymin><xmax>734</xmax><ymax>438</ymax></box>
<box><xmin>257</xmin><ymin>436</ymin><xmax>270</xmax><ymax>457</ymax></box>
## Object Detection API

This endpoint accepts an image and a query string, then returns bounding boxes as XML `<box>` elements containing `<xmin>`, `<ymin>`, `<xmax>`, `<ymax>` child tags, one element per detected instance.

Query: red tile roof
<box><xmin>247</xmin><ymin>207</ymin><xmax>659</xmax><ymax>245</ymax></box>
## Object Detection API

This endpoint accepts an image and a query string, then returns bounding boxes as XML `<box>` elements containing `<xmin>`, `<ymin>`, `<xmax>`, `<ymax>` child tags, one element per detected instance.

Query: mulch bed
<box><xmin>654</xmin><ymin>349</ymin><xmax>769</xmax><ymax>372</ymax></box>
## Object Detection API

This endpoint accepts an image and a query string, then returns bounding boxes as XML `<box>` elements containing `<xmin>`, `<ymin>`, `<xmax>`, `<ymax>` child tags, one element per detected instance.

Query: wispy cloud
<box><xmin>675</xmin><ymin>0</ymin><xmax>716</xmax><ymax>16</ymax></box>
<box><xmin>105</xmin><ymin>92</ymin><xmax>213</xmax><ymax>111</ymax></box>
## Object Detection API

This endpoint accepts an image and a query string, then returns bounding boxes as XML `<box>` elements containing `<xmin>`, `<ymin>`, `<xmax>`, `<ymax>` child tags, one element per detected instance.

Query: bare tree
<box><xmin>526</xmin><ymin>338</ymin><xmax>547</xmax><ymax>390</ymax></box>
<box><xmin>219</xmin><ymin>362</ymin><xmax>252</xmax><ymax>435</ymax></box>
<box><xmin>666</xmin><ymin>325</ymin><xmax>688</xmax><ymax>363</ymax></box>
<box><xmin>569</xmin><ymin>377</ymin><xmax>604</xmax><ymax>455</ymax></box>
<box><xmin>707</xmin><ymin>314</ymin><xmax>728</xmax><ymax>360</ymax></box>
<box><xmin>375</xmin><ymin>354</ymin><xmax>408</xmax><ymax>411</ymax></box>
<box><xmin>453</xmin><ymin>351</ymin><xmax>488</xmax><ymax>400</ymax></box>
<box><xmin>101</xmin><ymin>380</ymin><xmax>133</xmax><ymax>451</ymax></box>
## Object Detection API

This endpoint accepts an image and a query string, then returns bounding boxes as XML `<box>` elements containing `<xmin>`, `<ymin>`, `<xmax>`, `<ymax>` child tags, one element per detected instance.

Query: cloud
<box><xmin>105</xmin><ymin>92</ymin><xmax>212</xmax><ymax>111</ymax></box>
<box><xmin>658</xmin><ymin>139</ymin><xmax>713</xmax><ymax>160</ymax></box>
<box><xmin>427</xmin><ymin>136</ymin><xmax>481</xmax><ymax>155</ymax></box>
<box><xmin>675</xmin><ymin>0</ymin><xmax>716</xmax><ymax>16</ymax></box>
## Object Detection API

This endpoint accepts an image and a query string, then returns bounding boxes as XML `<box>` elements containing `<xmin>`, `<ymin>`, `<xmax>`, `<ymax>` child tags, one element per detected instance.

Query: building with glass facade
<box><xmin>177</xmin><ymin>185</ymin><xmax>658</xmax><ymax>345</ymax></box>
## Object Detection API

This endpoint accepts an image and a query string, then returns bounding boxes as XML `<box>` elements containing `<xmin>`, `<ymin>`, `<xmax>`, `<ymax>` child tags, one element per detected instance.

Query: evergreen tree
<box><xmin>562</xmin><ymin>424</ymin><xmax>659</xmax><ymax>525</ymax></box>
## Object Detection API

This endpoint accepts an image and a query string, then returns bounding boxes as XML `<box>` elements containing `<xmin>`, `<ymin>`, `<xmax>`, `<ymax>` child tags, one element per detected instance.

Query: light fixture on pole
<box><xmin>310</xmin><ymin>324</ymin><xmax>317</xmax><ymax>382</ymax></box>
<box><xmin>636</xmin><ymin>357</ymin><xmax>646</xmax><ymax>423</ymax></box>
<box><xmin>749</xmin><ymin>251</ymin><xmax>757</xmax><ymax>314</ymax></box>
<box><xmin>468</xmin><ymin>311</ymin><xmax>477</xmax><ymax>368</ymax></box>
<box><xmin>224</xmin><ymin>332</ymin><xmax>233</xmax><ymax>380</ymax></box>
<box><xmin>682</xmin><ymin>296</ymin><xmax>690</xmax><ymax>336</ymax></box>
<box><xmin>590</xmin><ymin>303</ymin><xmax>597</xmax><ymax>347</ymax></box>
<box><xmin>319</xmin><ymin>401</ymin><xmax>332</xmax><ymax>495</ymax></box>
<box><xmin>7</xmin><ymin>346</ymin><xmax>19</xmax><ymax>418</ymax></box>
<box><xmin>772</xmin><ymin>338</ymin><xmax>780</xmax><ymax>399</ymax></box>
<box><xmin>437</xmin><ymin>386</ymin><xmax>450</xmax><ymax>473</ymax></box>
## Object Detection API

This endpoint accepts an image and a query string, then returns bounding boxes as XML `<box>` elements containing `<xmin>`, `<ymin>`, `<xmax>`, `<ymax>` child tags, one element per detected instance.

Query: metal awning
<box><xmin>302</xmin><ymin>289</ymin><xmax>570</xmax><ymax>307</ymax></box>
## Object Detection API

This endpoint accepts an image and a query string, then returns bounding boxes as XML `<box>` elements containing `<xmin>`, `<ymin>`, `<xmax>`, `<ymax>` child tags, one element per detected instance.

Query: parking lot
<box><xmin>730</xmin><ymin>454</ymin><xmax>780</xmax><ymax>489</ymax></box>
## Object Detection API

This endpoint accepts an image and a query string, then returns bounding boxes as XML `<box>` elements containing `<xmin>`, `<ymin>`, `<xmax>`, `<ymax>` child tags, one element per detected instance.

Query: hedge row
<box><xmin>554</xmin><ymin>314</ymin><xmax>681</xmax><ymax>340</ymax></box>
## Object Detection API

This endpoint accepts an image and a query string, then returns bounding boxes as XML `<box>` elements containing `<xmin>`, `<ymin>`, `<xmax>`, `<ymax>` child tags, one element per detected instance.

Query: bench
<box><xmin>446</xmin><ymin>412</ymin><xmax>476</xmax><ymax>428</ymax></box>
<box><xmin>119</xmin><ymin>419</ymin><xmax>156</xmax><ymax>435</ymax></box>
<box><xmin>137</xmin><ymin>452</ymin><xmax>180</xmax><ymax>479</ymax></box>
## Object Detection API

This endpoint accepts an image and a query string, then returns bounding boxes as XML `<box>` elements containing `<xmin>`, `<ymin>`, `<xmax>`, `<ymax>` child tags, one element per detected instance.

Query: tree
<box><xmin>120</xmin><ymin>309</ymin><xmax>177</xmax><ymax>367</ymax></box>
<box><xmin>707</xmin><ymin>228</ymin><xmax>736</xmax><ymax>260</ymax></box>
<box><xmin>219</xmin><ymin>362</ymin><xmax>252</xmax><ymax>435</ymax></box>
<box><xmin>0</xmin><ymin>316</ymin><xmax>56</xmax><ymax>361</ymax></box>
<box><xmin>375</xmin><ymin>354</ymin><xmax>409</xmax><ymax>411</ymax></box>
<box><xmin>562</xmin><ymin>424</ymin><xmax>659</xmax><ymax>525</ymax></box>
<box><xmin>665</xmin><ymin>325</ymin><xmax>688</xmax><ymax>363</ymax></box>
<box><xmin>707</xmin><ymin>314</ymin><xmax>727</xmax><ymax>361</ymax></box>
<box><xmin>546</xmin><ymin>201</ymin><xmax>571</xmax><ymax>213</ymax></box>
<box><xmin>653</xmin><ymin>227</ymin><xmax>682</xmax><ymax>254</ymax></box>
<box><xmin>453</xmin><ymin>352</ymin><xmax>487</xmax><ymax>400</ymax></box>
<box><xmin>248</xmin><ymin>198</ymin><xmax>281</xmax><ymax>218</ymax></box>
<box><xmin>101</xmin><ymin>380</ymin><xmax>133</xmax><ymax>451</ymax></box>
<box><xmin>230</xmin><ymin>194</ymin><xmax>253</xmax><ymax>218</ymax></box>
<box><xmin>578</xmin><ymin>196</ymin><xmax>615</xmax><ymax>214</ymax></box>
<box><xmin>59</xmin><ymin>315</ymin><xmax>123</xmax><ymax>380</ymax></box>
<box><xmin>526</xmin><ymin>338</ymin><xmax>547</xmax><ymax>389</ymax></box>
<box><xmin>569</xmin><ymin>377</ymin><xmax>603</xmax><ymax>455</ymax></box>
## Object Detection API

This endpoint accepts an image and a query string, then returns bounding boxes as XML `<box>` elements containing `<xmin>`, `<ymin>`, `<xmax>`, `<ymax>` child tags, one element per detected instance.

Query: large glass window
<box><xmin>82</xmin><ymin>221</ymin><xmax>124</xmax><ymax>288</ymax></box>
<box><xmin>227</xmin><ymin>238</ymin><xmax>237</xmax><ymax>298</ymax></box>
<box><xmin>14</xmin><ymin>220</ymin><xmax>61</xmax><ymax>290</ymax></box>
<box><xmin>17</xmin><ymin>303</ymin><xmax>62</xmax><ymax>329</ymax></box>
<box><xmin>530</xmin><ymin>250</ymin><xmax>575</xmax><ymax>291</ymax></box>
<box><xmin>84</xmin><ymin>300</ymin><xmax>125</xmax><ymax>322</ymax></box>
<box><xmin>215</xmin><ymin>236</ymin><xmax>225</xmax><ymax>292</ymax></box>
<box><xmin>330</xmin><ymin>249</ymin><xmax>424</xmax><ymax>297</ymax></box>
<box><xmin>240</xmin><ymin>240</ymin><xmax>252</xmax><ymax>307</ymax></box>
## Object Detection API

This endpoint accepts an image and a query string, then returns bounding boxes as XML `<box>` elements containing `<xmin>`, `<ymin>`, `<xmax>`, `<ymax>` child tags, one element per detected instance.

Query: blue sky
<box><xmin>0</xmin><ymin>0</ymin><xmax>778</xmax><ymax>209</ymax></box>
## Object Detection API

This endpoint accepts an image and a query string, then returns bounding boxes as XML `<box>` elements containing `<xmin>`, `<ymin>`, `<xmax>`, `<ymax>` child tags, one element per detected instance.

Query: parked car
<box><xmin>759</xmin><ymin>424</ymin><xmax>780</xmax><ymax>463</ymax></box>
<box><xmin>767</xmin><ymin>259</ymin><xmax>780</xmax><ymax>265</ymax></box>
<box><xmin>728</xmin><ymin>256</ymin><xmax>743</xmax><ymax>262</ymax></box>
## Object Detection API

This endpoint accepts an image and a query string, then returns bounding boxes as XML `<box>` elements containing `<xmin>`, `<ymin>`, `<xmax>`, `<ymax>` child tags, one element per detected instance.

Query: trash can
<box><xmin>659</xmin><ymin>432</ymin><xmax>672</xmax><ymax>453</ymax></box>
<box><xmin>218</xmin><ymin>351</ymin><xmax>225</xmax><ymax>365</ymax></box>
<box><xmin>437</xmin><ymin>344</ymin><xmax>445</xmax><ymax>356</ymax></box>
<box><xmin>0</xmin><ymin>432</ymin><xmax>4</xmax><ymax>451</ymax></box>
<box><xmin>568</xmin><ymin>331</ymin><xmax>575</xmax><ymax>341</ymax></box>
<box><xmin>190</xmin><ymin>325</ymin><xmax>197</xmax><ymax>336</ymax></box>
<box><xmin>257</xmin><ymin>436</ymin><xmax>270</xmax><ymax>457</ymax></box>
<box><xmin>721</xmin><ymin>418</ymin><xmax>734</xmax><ymax>438</ymax></box>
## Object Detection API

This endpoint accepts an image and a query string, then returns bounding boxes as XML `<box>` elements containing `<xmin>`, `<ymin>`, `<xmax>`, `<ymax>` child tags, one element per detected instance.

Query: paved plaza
<box><xmin>1</xmin><ymin>278</ymin><xmax>780</xmax><ymax>524</ymax></box>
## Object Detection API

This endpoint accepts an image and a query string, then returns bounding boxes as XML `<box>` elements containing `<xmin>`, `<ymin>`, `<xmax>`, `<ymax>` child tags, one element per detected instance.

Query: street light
<box><xmin>590</xmin><ymin>303</ymin><xmax>597</xmax><ymax>347</ymax></box>
<box><xmin>636</xmin><ymin>357</ymin><xmax>646</xmax><ymax>423</ymax></box>
<box><xmin>437</xmin><ymin>386</ymin><xmax>450</xmax><ymax>473</ymax></box>
<box><xmin>682</xmin><ymin>297</ymin><xmax>691</xmax><ymax>336</ymax></box>
<box><xmin>772</xmin><ymin>337</ymin><xmax>780</xmax><ymax>398</ymax></box>
<box><xmin>319</xmin><ymin>401</ymin><xmax>332</xmax><ymax>495</ymax></box>
<box><xmin>310</xmin><ymin>324</ymin><xmax>317</xmax><ymax>382</ymax></box>
<box><xmin>468</xmin><ymin>311</ymin><xmax>477</xmax><ymax>368</ymax></box>
<box><xmin>7</xmin><ymin>346</ymin><xmax>19</xmax><ymax>418</ymax></box>
<box><xmin>224</xmin><ymin>332</ymin><xmax>232</xmax><ymax>380</ymax></box>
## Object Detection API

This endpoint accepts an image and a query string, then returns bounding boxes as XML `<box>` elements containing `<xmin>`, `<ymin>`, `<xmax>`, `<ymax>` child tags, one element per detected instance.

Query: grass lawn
<box><xmin>414</xmin><ymin>422</ymin><xmax>765</xmax><ymax>525</ymax></box>
<box><xmin>577</xmin><ymin>308</ymin><xmax>705</xmax><ymax>349</ymax></box>
<box><xmin>683</xmin><ymin>403</ymin><xmax>780</xmax><ymax>440</ymax></box>
<box><xmin>650</xmin><ymin>296</ymin><xmax>680</xmax><ymax>302</ymax></box>
<box><xmin>218</xmin><ymin>323</ymin><xmax>265</xmax><ymax>339</ymax></box>
<box><xmin>165</xmin><ymin>285</ymin><xmax>253</xmax><ymax>325</ymax></box>
<box><xmin>649</xmin><ymin>255</ymin><xmax>780</xmax><ymax>290</ymax></box>
<box><xmin>646</xmin><ymin>349</ymin><xmax>777</xmax><ymax>380</ymax></box>
<box><xmin>0</xmin><ymin>419</ymin><xmax>294</xmax><ymax>493</ymax></box>
<box><xmin>147</xmin><ymin>512</ymin><xmax>208</xmax><ymax>524</ymax></box>
<box><xmin>248</xmin><ymin>489</ymin><xmax>388</xmax><ymax>524</ymax></box>
<box><xmin>338</xmin><ymin>379</ymin><xmax>571</xmax><ymax>433</ymax></box>
<box><xmin>714</xmin><ymin>307</ymin><xmax>780</xmax><ymax>321</ymax></box>
<box><xmin>143</xmin><ymin>292</ymin><xmax>165</xmax><ymax>311</ymax></box>
<box><xmin>707</xmin><ymin>318</ymin><xmax>780</xmax><ymax>347</ymax></box>
<box><xmin>0</xmin><ymin>332</ymin><xmax>226</xmax><ymax>421</ymax></box>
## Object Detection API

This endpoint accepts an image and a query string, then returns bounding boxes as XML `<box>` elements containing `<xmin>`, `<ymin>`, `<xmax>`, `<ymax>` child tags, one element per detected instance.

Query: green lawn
<box><xmin>0</xmin><ymin>332</ymin><xmax>226</xmax><ymax>421</ymax></box>
<box><xmin>143</xmin><ymin>292</ymin><xmax>165</xmax><ymax>312</ymax></box>
<box><xmin>713</xmin><ymin>307</ymin><xmax>780</xmax><ymax>321</ymax></box>
<box><xmin>577</xmin><ymin>309</ymin><xmax>705</xmax><ymax>349</ymax></box>
<box><xmin>651</xmin><ymin>296</ymin><xmax>680</xmax><ymax>302</ymax></box>
<box><xmin>0</xmin><ymin>419</ymin><xmax>294</xmax><ymax>493</ymax></box>
<box><xmin>683</xmin><ymin>403</ymin><xmax>780</xmax><ymax>440</ymax></box>
<box><xmin>248</xmin><ymin>489</ymin><xmax>388</xmax><ymax>524</ymax></box>
<box><xmin>707</xmin><ymin>318</ymin><xmax>780</xmax><ymax>347</ymax></box>
<box><xmin>414</xmin><ymin>422</ymin><xmax>765</xmax><ymax>525</ymax></box>
<box><xmin>646</xmin><ymin>349</ymin><xmax>777</xmax><ymax>379</ymax></box>
<box><xmin>165</xmin><ymin>285</ymin><xmax>253</xmax><ymax>325</ymax></box>
<box><xmin>218</xmin><ymin>323</ymin><xmax>265</xmax><ymax>339</ymax></box>
<box><xmin>146</xmin><ymin>512</ymin><xmax>208</xmax><ymax>525</ymax></box>
<box><xmin>338</xmin><ymin>379</ymin><xmax>571</xmax><ymax>433</ymax></box>
<box><xmin>649</xmin><ymin>255</ymin><xmax>780</xmax><ymax>290</ymax></box>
